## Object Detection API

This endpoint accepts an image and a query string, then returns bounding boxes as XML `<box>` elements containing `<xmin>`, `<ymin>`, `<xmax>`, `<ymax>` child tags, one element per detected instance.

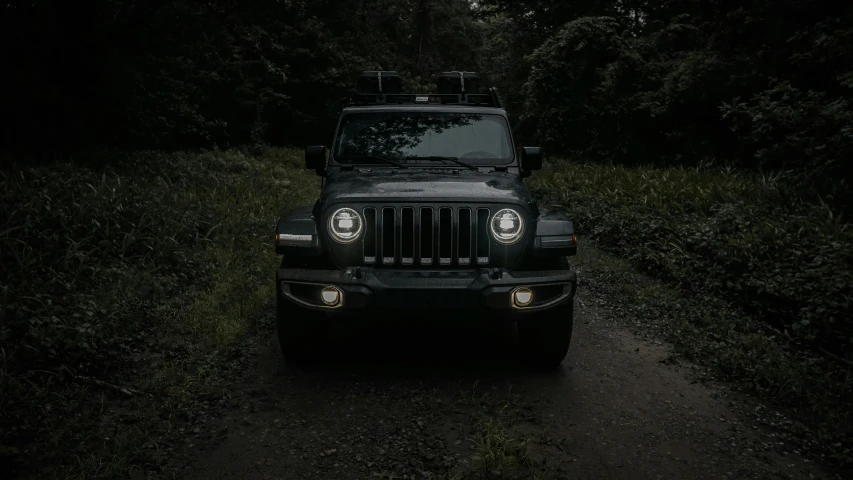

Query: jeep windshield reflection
<box><xmin>333</xmin><ymin>112</ymin><xmax>514</xmax><ymax>166</ymax></box>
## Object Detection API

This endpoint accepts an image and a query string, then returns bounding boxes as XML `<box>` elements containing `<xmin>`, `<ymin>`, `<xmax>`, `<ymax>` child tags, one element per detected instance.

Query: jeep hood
<box><xmin>319</xmin><ymin>171</ymin><xmax>535</xmax><ymax>207</ymax></box>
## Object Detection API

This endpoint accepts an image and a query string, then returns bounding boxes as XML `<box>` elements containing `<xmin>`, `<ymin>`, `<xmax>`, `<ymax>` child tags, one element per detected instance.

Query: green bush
<box><xmin>0</xmin><ymin>147</ymin><xmax>317</xmax><ymax>477</ymax></box>
<box><xmin>721</xmin><ymin>80</ymin><xmax>853</xmax><ymax>208</ymax></box>
<box><xmin>521</xmin><ymin>17</ymin><xmax>651</xmax><ymax>161</ymax></box>
<box><xmin>531</xmin><ymin>162</ymin><xmax>853</xmax><ymax>439</ymax></box>
<box><xmin>517</xmin><ymin>5</ymin><xmax>853</xmax><ymax>210</ymax></box>
<box><xmin>532</xmin><ymin>162</ymin><xmax>853</xmax><ymax>361</ymax></box>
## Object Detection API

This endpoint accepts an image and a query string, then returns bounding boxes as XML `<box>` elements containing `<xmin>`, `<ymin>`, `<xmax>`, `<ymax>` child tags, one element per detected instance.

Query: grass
<box><xmin>0</xmin><ymin>146</ymin><xmax>317</xmax><ymax>478</ymax></box>
<box><xmin>468</xmin><ymin>417</ymin><xmax>531</xmax><ymax>479</ymax></box>
<box><xmin>529</xmin><ymin>159</ymin><xmax>853</xmax><ymax>467</ymax></box>
<box><xmin>447</xmin><ymin>384</ymin><xmax>541</xmax><ymax>480</ymax></box>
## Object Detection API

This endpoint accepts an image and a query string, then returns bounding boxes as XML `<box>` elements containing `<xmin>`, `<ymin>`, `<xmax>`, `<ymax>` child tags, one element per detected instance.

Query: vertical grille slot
<box><xmin>419</xmin><ymin>207</ymin><xmax>433</xmax><ymax>265</ymax></box>
<box><xmin>439</xmin><ymin>207</ymin><xmax>453</xmax><ymax>265</ymax></box>
<box><xmin>457</xmin><ymin>208</ymin><xmax>472</xmax><ymax>265</ymax></box>
<box><xmin>476</xmin><ymin>208</ymin><xmax>490</xmax><ymax>265</ymax></box>
<box><xmin>401</xmin><ymin>207</ymin><xmax>415</xmax><ymax>265</ymax></box>
<box><xmin>363</xmin><ymin>207</ymin><xmax>377</xmax><ymax>264</ymax></box>
<box><xmin>382</xmin><ymin>207</ymin><xmax>396</xmax><ymax>264</ymax></box>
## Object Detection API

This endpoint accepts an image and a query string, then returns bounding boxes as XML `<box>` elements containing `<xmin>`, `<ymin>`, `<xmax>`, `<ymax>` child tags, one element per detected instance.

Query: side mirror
<box><xmin>305</xmin><ymin>146</ymin><xmax>327</xmax><ymax>174</ymax></box>
<box><xmin>521</xmin><ymin>147</ymin><xmax>542</xmax><ymax>176</ymax></box>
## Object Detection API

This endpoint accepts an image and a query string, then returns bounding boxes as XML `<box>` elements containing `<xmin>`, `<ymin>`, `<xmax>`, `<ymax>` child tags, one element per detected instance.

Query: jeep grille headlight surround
<box><xmin>490</xmin><ymin>208</ymin><xmax>524</xmax><ymax>244</ymax></box>
<box><xmin>328</xmin><ymin>208</ymin><xmax>363</xmax><ymax>243</ymax></box>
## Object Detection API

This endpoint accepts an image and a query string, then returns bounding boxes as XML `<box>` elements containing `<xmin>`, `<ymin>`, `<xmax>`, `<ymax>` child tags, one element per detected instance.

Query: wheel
<box><xmin>517</xmin><ymin>298</ymin><xmax>574</xmax><ymax>369</ymax></box>
<box><xmin>515</xmin><ymin>255</ymin><xmax>574</xmax><ymax>369</ymax></box>
<box><xmin>276</xmin><ymin>259</ymin><xmax>328</xmax><ymax>366</ymax></box>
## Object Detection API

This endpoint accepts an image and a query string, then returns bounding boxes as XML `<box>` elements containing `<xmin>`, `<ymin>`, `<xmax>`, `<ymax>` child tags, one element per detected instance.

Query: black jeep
<box><xmin>274</xmin><ymin>71</ymin><xmax>577</xmax><ymax>367</ymax></box>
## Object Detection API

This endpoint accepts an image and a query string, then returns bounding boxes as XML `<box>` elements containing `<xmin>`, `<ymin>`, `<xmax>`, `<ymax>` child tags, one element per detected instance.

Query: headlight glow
<box><xmin>512</xmin><ymin>287</ymin><xmax>534</xmax><ymax>307</ymax></box>
<box><xmin>328</xmin><ymin>208</ymin><xmax>363</xmax><ymax>243</ymax></box>
<box><xmin>490</xmin><ymin>208</ymin><xmax>524</xmax><ymax>244</ymax></box>
<box><xmin>320</xmin><ymin>286</ymin><xmax>343</xmax><ymax>307</ymax></box>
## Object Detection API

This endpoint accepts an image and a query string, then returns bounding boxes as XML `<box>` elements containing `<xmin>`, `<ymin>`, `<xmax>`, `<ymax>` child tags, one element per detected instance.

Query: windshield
<box><xmin>333</xmin><ymin>112</ymin><xmax>514</xmax><ymax>166</ymax></box>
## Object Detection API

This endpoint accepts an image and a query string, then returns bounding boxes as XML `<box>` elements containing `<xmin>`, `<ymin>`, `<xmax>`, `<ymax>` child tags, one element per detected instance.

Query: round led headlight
<box><xmin>490</xmin><ymin>208</ymin><xmax>524</xmax><ymax>244</ymax></box>
<box><xmin>328</xmin><ymin>208</ymin><xmax>363</xmax><ymax>243</ymax></box>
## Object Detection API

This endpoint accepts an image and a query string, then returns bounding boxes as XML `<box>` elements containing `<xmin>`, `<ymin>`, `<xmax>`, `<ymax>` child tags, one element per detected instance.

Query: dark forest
<box><xmin>3</xmin><ymin>0</ymin><xmax>850</xmax><ymax>207</ymax></box>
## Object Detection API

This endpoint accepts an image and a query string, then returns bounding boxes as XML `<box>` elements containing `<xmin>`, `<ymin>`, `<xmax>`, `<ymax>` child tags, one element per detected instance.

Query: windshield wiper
<box><xmin>404</xmin><ymin>155</ymin><xmax>477</xmax><ymax>170</ymax></box>
<box><xmin>337</xmin><ymin>154</ymin><xmax>408</xmax><ymax>168</ymax></box>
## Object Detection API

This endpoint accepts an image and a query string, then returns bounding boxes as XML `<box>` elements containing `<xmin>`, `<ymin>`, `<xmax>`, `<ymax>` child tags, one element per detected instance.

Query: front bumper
<box><xmin>277</xmin><ymin>267</ymin><xmax>576</xmax><ymax>313</ymax></box>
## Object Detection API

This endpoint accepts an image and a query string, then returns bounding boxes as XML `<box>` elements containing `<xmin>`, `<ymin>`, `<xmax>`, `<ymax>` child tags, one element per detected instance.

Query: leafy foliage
<box><xmin>5</xmin><ymin>0</ymin><xmax>849</xmax><ymax>208</ymax></box>
<box><xmin>0</xmin><ymin>147</ymin><xmax>317</xmax><ymax>477</ymax></box>
<box><xmin>0</xmin><ymin>0</ymin><xmax>484</xmax><ymax>154</ymax></box>
<box><xmin>479</xmin><ymin>0</ymin><xmax>853</xmax><ymax>208</ymax></box>
<box><xmin>530</xmin><ymin>161</ymin><xmax>853</xmax><ymax>464</ymax></box>
<box><xmin>521</xmin><ymin>17</ymin><xmax>649</xmax><ymax>160</ymax></box>
<box><xmin>533</xmin><ymin>162</ymin><xmax>853</xmax><ymax>362</ymax></box>
<box><xmin>721</xmin><ymin>81</ymin><xmax>853</xmax><ymax>206</ymax></box>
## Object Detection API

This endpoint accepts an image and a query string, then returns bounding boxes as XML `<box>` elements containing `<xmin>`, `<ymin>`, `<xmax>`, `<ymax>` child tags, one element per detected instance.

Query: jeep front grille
<box><xmin>362</xmin><ymin>206</ymin><xmax>491</xmax><ymax>267</ymax></box>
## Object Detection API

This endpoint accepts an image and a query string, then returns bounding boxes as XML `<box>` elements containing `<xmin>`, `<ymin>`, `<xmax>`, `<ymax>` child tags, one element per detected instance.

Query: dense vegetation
<box><xmin>3</xmin><ymin>1</ymin><xmax>849</xmax><ymax>202</ymax></box>
<box><xmin>519</xmin><ymin>6</ymin><xmax>853</xmax><ymax>209</ymax></box>
<box><xmin>4</xmin><ymin>0</ymin><xmax>849</xmax><ymax>205</ymax></box>
<box><xmin>531</xmin><ymin>162</ymin><xmax>852</xmax><ymax>464</ymax></box>
<box><xmin>2</xmin><ymin>0</ymin><xmax>852</xmax><ymax>476</ymax></box>
<box><xmin>1</xmin><ymin>0</ymin><xmax>484</xmax><ymax>153</ymax></box>
<box><xmin>0</xmin><ymin>148</ymin><xmax>317</xmax><ymax>477</ymax></box>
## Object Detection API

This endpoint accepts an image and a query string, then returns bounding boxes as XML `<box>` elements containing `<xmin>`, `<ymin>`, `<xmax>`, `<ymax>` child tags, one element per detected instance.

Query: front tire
<box><xmin>276</xmin><ymin>290</ymin><xmax>329</xmax><ymax>365</ymax></box>
<box><xmin>515</xmin><ymin>255</ymin><xmax>574</xmax><ymax>368</ymax></box>
<box><xmin>517</xmin><ymin>298</ymin><xmax>574</xmax><ymax>369</ymax></box>
<box><xmin>276</xmin><ymin>259</ymin><xmax>329</xmax><ymax>366</ymax></box>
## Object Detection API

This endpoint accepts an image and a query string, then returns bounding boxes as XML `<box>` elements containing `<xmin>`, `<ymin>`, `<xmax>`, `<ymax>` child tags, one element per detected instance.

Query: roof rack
<box><xmin>341</xmin><ymin>71</ymin><xmax>503</xmax><ymax>109</ymax></box>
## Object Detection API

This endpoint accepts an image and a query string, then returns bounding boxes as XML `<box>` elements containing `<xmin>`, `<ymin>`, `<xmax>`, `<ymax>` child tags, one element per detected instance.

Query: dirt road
<box><xmin>158</xmin><ymin>274</ymin><xmax>831</xmax><ymax>479</ymax></box>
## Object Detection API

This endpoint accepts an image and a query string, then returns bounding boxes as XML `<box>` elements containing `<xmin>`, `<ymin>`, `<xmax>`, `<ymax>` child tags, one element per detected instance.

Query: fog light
<box><xmin>320</xmin><ymin>286</ymin><xmax>342</xmax><ymax>307</ymax></box>
<box><xmin>512</xmin><ymin>287</ymin><xmax>534</xmax><ymax>308</ymax></box>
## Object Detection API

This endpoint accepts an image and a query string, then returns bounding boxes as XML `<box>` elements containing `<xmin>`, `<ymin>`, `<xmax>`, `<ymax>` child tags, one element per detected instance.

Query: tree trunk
<box><xmin>415</xmin><ymin>0</ymin><xmax>432</xmax><ymax>78</ymax></box>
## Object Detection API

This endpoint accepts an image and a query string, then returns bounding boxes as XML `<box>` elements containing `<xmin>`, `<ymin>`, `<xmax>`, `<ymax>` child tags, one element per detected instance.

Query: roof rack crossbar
<box><xmin>345</xmin><ymin>91</ymin><xmax>501</xmax><ymax>108</ymax></box>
